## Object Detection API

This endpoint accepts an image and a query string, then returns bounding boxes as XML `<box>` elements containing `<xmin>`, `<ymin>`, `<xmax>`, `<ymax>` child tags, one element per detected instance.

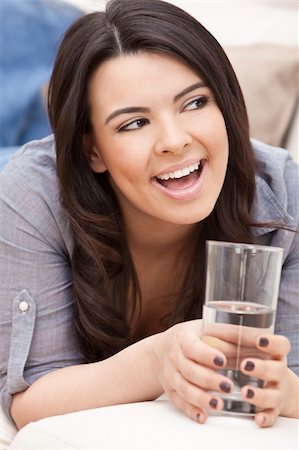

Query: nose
<box><xmin>153</xmin><ymin>118</ymin><xmax>193</xmax><ymax>155</ymax></box>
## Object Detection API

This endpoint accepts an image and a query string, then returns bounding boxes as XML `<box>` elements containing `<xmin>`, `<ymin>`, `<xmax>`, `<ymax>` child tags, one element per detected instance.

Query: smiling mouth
<box><xmin>155</xmin><ymin>160</ymin><xmax>203</xmax><ymax>190</ymax></box>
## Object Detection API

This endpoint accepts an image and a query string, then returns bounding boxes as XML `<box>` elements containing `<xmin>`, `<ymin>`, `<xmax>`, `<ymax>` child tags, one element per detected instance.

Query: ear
<box><xmin>89</xmin><ymin>146</ymin><xmax>108</xmax><ymax>173</ymax></box>
<box><xmin>83</xmin><ymin>134</ymin><xmax>107</xmax><ymax>173</ymax></box>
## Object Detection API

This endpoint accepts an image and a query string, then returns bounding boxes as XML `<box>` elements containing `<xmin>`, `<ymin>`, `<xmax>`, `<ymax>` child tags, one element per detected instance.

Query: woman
<box><xmin>0</xmin><ymin>0</ymin><xmax>298</xmax><ymax>430</ymax></box>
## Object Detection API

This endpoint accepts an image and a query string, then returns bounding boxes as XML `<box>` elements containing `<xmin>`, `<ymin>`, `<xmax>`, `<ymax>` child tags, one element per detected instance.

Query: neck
<box><xmin>123</xmin><ymin>214</ymin><xmax>198</xmax><ymax>257</ymax></box>
<box><xmin>121</xmin><ymin>213</ymin><xmax>201</xmax><ymax>338</ymax></box>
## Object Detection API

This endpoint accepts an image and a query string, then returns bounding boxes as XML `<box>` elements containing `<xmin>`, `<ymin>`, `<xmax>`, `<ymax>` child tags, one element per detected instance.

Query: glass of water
<box><xmin>203</xmin><ymin>240</ymin><xmax>283</xmax><ymax>415</ymax></box>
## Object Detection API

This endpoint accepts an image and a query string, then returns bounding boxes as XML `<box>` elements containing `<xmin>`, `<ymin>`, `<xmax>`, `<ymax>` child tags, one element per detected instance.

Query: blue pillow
<box><xmin>0</xmin><ymin>0</ymin><xmax>82</xmax><ymax>148</ymax></box>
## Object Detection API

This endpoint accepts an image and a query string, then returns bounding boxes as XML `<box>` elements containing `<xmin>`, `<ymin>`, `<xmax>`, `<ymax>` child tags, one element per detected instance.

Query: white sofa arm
<box><xmin>0</xmin><ymin>405</ymin><xmax>17</xmax><ymax>450</ymax></box>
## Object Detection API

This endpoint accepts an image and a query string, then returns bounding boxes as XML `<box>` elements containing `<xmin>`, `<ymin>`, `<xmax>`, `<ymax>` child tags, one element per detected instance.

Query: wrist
<box><xmin>150</xmin><ymin>330</ymin><xmax>167</xmax><ymax>386</ymax></box>
<box><xmin>138</xmin><ymin>332</ymin><xmax>165</xmax><ymax>399</ymax></box>
<box><xmin>281</xmin><ymin>368</ymin><xmax>299</xmax><ymax>418</ymax></box>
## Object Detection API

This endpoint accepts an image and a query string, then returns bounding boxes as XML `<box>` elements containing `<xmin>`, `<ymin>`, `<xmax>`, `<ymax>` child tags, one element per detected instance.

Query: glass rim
<box><xmin>206</xmin><ymin>240</ymin><xmax>284</xmax><ymax>253</ymax></box>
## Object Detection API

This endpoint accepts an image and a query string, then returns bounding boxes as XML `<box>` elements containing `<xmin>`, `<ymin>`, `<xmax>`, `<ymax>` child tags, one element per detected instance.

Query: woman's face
<box><xmin>88</xmin><ymin>52</ymin><xmax>228</xmax><ymax>230</ymax></box>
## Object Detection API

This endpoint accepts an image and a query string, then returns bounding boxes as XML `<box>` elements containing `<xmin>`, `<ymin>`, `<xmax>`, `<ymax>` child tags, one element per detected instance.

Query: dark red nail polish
<box><xmin>196</xmin><ymin>413</ymin><xmax>201</xmax><ymax>422</ymax></box>
<box><xmin>244</xmin><ymin>361</ymin><xmax>255</xmax><ymax>371</ymax></box>
<box><xmin>213</xmin><ymin>356</ymin><xmax>224</xmax><ymax>367</ymax></box>
<box><xmin>209</xmin><ymin>398</ymin><xmax>218</xmax><ymax>409</ymax></box>
<box><xmin>220</xmin><ymin>382</ymin><xmax>231</xmax><ymax>393</ymax></box>
<box><xmin>246</xmin><ymin>388</ymin><xmax>255</xmax><ymax>399</ymax></box>
<box><xmin>259</xmin><ymin>337</ymin><xmax>269</xmax><ymax>347</ymax></box>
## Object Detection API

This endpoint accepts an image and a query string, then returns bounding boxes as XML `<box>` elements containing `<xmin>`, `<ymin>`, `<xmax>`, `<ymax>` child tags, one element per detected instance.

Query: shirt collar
<box><xmin>251</xmin><ymin>174</ymin><xmax>294</xmax><ymax>237</ymax></box>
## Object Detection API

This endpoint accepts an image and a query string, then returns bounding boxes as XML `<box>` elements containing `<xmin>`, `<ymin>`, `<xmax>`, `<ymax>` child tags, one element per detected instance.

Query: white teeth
<box><xmin>157</xmin><ymin>161</ymin><xmax>200</xmax><ymax>180</ymax></box>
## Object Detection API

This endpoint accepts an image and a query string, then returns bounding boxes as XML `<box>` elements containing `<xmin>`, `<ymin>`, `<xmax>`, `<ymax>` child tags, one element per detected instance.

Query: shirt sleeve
<box><xmin>273</xmin><ymin>154</ymin><xmax>299</xmax><ymax>376</ymax></box>
<box><xmin>253</xmin><ymin>144</ymin><xmax>299</xmax><ymax>376</ymax></box>
<box><xmin>275</xmin><ymin>229</ymin><xmax>299</xmax><ymax>375</ymax></box>
<box><xmin>0</xmin><ymin>140</ymin><xmax>85</xmax><ymax>419</ymax></box>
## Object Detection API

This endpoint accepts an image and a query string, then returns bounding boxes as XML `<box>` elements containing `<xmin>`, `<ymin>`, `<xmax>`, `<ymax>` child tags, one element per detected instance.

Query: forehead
<box><xmin>88</xmin><ymin>52</ymin><xmax>203</xmax><ymax>110</ymax></box>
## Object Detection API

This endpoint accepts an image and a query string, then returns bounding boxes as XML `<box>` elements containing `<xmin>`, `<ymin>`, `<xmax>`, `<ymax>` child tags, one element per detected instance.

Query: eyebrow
<box><xmin>105</xmin><ymin>81</ymin><xmax>207</xmax><ymax>124</ymax></box>
<box><xmin>105</xmin><ymin>106</ymin><xmax>149</xmax><ymax>124</ymax></box>
<box><xmin>173</xmin><ymin>81</ymin><xmax>207</xmax><ymax>102</ymax></box>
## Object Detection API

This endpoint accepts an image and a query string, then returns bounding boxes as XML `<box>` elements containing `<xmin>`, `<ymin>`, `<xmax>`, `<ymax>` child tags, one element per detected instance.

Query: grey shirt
<box><xmin>0</xmin><ymin>135</ymin><xmax>298</xmax><ymax>418</ymax></box>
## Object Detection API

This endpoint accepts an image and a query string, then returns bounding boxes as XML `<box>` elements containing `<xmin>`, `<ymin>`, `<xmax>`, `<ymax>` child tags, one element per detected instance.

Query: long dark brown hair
<box><xmin>48</xmin><ymin>0</ymin><xmax>256</xmax><ymax>362</ymax></box>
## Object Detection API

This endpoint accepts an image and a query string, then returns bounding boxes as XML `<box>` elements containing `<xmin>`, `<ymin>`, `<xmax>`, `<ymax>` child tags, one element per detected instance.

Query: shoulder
<box><xmin>252</xmin><ymin>139</ymin><xmax>298</xmax><ymax>181</ymax></box>
<box><xmin>1</xmin><ymin>134</ymin><xmax>57</xmax><ymax>192</ymax></box>
<box><xmin>0</xmin><ymin>135</ymin><xmax>72</xmax><ymax>255</ymax></box>
<box><xmin>251</xmin><ymin>139</ymin><xmax>299</xmax><ymax>229</ymax></box>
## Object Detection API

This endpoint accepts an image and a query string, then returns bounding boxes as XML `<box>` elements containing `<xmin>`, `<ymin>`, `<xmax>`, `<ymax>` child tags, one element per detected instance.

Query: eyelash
<box><xmin>183</xmin><ymin>95</ymin><xmax>209</xmax><ymax>111</ymax></box>
<box><xmin>117</xmin><ymin>95</ymin><xmax>210</xmax><ymax>133</ymax></box>
<box><xmin>118</xmin><ymin>118</ymin><xmax>149</xmax><ymax>133</ymax></box>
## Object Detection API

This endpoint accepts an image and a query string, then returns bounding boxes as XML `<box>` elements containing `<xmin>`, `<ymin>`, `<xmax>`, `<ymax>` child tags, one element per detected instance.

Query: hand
<box><xmin>153</xmin><ymin>319</ymin><xmax>234</xmax><ymax>423</ymax></box>
<box><xmin>239</xmin><ymin>334</ymin><xmax>299</xmax><ymax>427</ymax></box>
<box><xmin>201</xmin><ymin>324</ymin><xmax>298</xmax><ymax>426</ymax></box>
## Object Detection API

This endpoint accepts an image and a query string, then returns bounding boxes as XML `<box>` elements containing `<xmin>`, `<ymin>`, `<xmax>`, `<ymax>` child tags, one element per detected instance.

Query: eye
<box><xmin>118</xmin><ymin>118</ymin><xmax>149</xmax><ymax>132</ymax></box>
<box><xmin>183</xmin><ymin>95</ymin><xmax>209</xmax><ymax>112</ymax></box>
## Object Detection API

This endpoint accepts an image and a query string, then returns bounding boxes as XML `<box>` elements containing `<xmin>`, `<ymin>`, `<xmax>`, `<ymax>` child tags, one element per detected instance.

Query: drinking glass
<box><xmin>203</xmin><ymin>241</ymin><xmax>283</xmax><ymax>415</ymax></box>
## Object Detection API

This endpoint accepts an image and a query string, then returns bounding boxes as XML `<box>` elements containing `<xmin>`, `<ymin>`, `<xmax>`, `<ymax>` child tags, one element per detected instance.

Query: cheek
<box><xmin>190</xmin><ymin>108</ymin><xmax>228</xmax><ymax>148</ymax></box>
<box><xmin>208</xmin><ymin>112</ymin><xmax>228</xmax><ymax>143</ymax></box>
<box><xmin>102</xmin><ymin>143</ymin><xmax>148</xmax><ymax>183</ymax></box>
<box><xmin>200</xmin><ymin>113</ymin><xmax>229</xmax><ymax>174</ymax></box>
<box><xmin>209</xmin><ymin>116</ymin><xmax>229</xmax><ymax>161</ymax></box>
<box><xmin>108</xmin><ymin>134</ymin><xmax>152</xmax><ymax>170</ymax></box>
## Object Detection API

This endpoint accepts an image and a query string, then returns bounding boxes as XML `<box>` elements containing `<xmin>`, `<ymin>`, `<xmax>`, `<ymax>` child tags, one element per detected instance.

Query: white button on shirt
<box><xmin>18</xmin><ymin>301</ymin><xmax>29</xmax><ymax>313</ymax></box>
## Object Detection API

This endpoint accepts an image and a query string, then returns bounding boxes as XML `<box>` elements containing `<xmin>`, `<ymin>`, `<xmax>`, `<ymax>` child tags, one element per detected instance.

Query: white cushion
<box><xmin>8</xmin><ymin>400</ymin><xmax>299</xmax><ymax>450</ymax></box>
<box><xmin>0</xmin><ymin>405</ymin><xmax>17</xmax><ymax>450</ymax></box>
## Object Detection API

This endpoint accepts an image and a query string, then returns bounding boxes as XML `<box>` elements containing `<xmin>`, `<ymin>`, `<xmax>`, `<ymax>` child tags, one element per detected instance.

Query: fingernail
<box><xmin>220</xmin><ymin>382</ymin><xmax>231</xmax><ymax>393</ymax></box>
<box><xmin>196</xmin><ymin>413</ymin><xmax>201</xmax><ymax>423</ymax></box>
<box><xmin>260</xmin><ymin>414</ymin><xmax>266</xmax><ymax>426</ymax></box>
<box><xmin>244</xmin><ymin>361</ymin><xmax>255</xmax><ymax>371</ymax></box>
<box><xmin>213</xmin><ymin>356</ymin><xmax>224</xmax><ymax>367</ymax></box>
<box><xmin>246</xmin><ymin>388</ymin><xmax>255</xmax><ymax>399</ymax></box>
<box><xmin>209</xmin><ymin>398</ymin><xmax>218</xmax><ymax>409</ymax></box>
<box><xmin>259</xmin><ymin>337</ymin><xmax>269</xmax><ymax>347</ymax></box>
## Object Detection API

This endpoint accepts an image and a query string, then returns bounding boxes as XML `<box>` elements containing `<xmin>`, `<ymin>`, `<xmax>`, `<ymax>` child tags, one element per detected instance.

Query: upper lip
<box><xmin>154</xmin><ymin>158</ymin><xmax>203</xmax><ymax>178</ymax></box>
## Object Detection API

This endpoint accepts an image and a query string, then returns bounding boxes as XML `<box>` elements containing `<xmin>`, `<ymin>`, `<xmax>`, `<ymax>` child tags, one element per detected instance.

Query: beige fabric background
<box><xmin>226</xmin><ymin>45</ymin><xmax>298</xmax><ymax>148</ymax></box>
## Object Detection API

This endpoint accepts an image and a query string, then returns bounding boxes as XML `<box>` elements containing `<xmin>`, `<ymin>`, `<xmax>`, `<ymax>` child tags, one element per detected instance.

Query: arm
<box><xmin>12</xmin><ymin>320</ymin><xmax>234</xmax><ymax>430</ymax></box>
<box><xmin>11</xmin><ymin>334</ymin><xmax>163</xmax><ymax>429</ymax></box>
<box><xmin>0</xmin><ymin>143</ymin><xmax>85</xmax><ymax>427</ymax></box>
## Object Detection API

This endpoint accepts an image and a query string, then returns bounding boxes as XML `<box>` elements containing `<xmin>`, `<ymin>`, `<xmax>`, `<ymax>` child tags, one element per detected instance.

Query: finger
<box><xmin>171</xmin><ymin>371</ymin><xmax>224</xmax><ymax>412</ymax></box>
<box><xmin>176</xmin><ymin>351</ymin><xmax>233</xmax><ymax>393</ymax></box>
<box><xmin>240</xmin><ymin>385</ymin><xmax>283</xmax><ymax>411</ymax></box>
<box><xmin>203</xmin><ymin>338</ymin><xmax>266</xmax><ymax>359</ymax></box>
<box><xmin>180</xmin><ymin>335</ymin><xmax>227</xmax><ymax>369</ymax></box>
<box><xmin>241</xmin><ymin>358</ymin><xmax>287</xmax><ymax>383</ymax></box>
<box><xmin>166</xmin><ymin>388</ymin><xmax>208</xmax><ymax>424</ymax></box>
<box><xmin>254</xmin><ymin>409</ymin><xmax>279</xmax><ymax>428</ymax></box>
<box><xmin>203</xmin><ymin>323</ymin><xmax>266</xmax><ymax>346</ymax></box>
<box><xmin>201</xmin><ymin>336</ymin><xmax>238</xmax><ymax>356</ymax></box>
<box><xmin>255</xmin><ymin>335</ymin><xmax>291</xmax><ymax>359</ymax></box>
